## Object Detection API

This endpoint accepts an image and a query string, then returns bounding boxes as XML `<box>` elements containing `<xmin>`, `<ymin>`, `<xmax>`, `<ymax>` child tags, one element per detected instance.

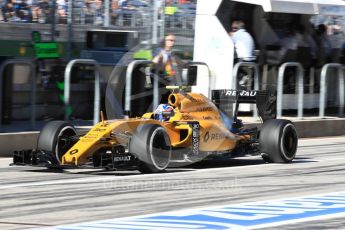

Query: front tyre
<box><xmin>37</xmin><ymin>121</ymin><xmax>77</xmax><ymax>164</ymax></box>
<box><xmin>259</xmin><ymin>119</ymin><xmax>298</xmax><ymax>163</ymax></box>
<box><xmin>130</xmin><ymin>124</ymin><xmax>171</xmax><ymax>173</ymax></box>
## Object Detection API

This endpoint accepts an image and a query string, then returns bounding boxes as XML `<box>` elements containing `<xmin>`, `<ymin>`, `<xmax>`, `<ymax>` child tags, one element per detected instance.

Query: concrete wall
<box><xmin>246</xmin><ymin>118</ymin><xmax>345</xmax><ymax>139</ymax></box>
<box><xmin>0</xmin><ymin>132</ymin><xmax>39</xmax><ymax>157</ymax></box>
<box><xmin>294</xmin><ymin>119</ymin><xmax>345</xmax><ymax>138</ymax></box>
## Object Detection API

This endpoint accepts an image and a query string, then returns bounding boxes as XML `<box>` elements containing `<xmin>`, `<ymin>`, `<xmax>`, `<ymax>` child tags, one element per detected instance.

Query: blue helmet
<box><xmin>154</xmin><ymin>104</ymin><xmax>174</xmax><ymax>121</ymax></box>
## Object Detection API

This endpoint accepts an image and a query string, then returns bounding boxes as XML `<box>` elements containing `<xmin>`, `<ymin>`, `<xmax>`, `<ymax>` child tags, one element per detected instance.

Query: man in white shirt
<box><xmin>229</xmin><ymin>20</ymin><xmax>256</xmax><ymax>87</ymax></box>
<box><xmin>230</xmin><ymin>20</ymin><xmax>256</xmax><ymax>62</ymax></box>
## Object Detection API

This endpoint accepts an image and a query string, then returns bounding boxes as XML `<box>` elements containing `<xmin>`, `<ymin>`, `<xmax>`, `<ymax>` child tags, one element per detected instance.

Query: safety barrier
<box><xmin>277</xmin><ymin>62</ymin><xmax>304</xmax><ymax>119</ymax></box>
<box><xmin>232</xmin><ymin>62</ymin><xmax>260</xmax><ymax>118</ymax></box>
<box><xmin>232</xmin><ymin>62</ymin><xmax>260</xmax><ymax>91</ymax></box>
<box><xmin>64</xmin><ymin>59</ymin><xmax>102</xmax><ymax>124</ymax></box>
<box><xmin>0</xmin><ymin>59</ymin><xmax>36</xmax><ymax>130</ymax></box>
<box><xmin>125</xmin><ymin>60</ymin><xmax>212</xmax><ymax>118</ymax></box>
<box><xmin>125</xmin><ymin>60</ymin><xmax>156</xmax><ymax>118</ymax></box>
<box><xmin>188</xmin><ymin>61</ymin><xmax>212</xmax><ymax>98</ymax></box>
<box><xmin>319</xmin><ymin>63</ymin><xmax>345</xmax><ymax>118</ymax></box>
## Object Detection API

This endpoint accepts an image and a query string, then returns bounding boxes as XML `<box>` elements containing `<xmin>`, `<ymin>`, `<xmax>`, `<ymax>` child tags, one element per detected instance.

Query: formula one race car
<box><xmin>12</xmin><ymin>87</ymin><xmax>298</xmax><ymax>173</ymax></box>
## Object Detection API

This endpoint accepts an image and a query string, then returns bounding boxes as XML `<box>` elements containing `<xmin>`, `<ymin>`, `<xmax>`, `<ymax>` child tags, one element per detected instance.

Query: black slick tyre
<box><xmin>259</xmin><ymin>119</ymin><xmax>298</xmax><ymax>163</ymax></box>
<box><xmin>37</xmin><ymin>121</ymin><xmax>77</xmax><ymax>164</ymax></box>
<box><xmin>130</xmin><ymin>124</ymin><xmax>171</xmax><ymax>173</ymax></box>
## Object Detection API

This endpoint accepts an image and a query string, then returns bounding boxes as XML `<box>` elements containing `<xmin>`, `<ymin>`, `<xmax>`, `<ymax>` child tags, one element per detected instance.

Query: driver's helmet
<box><xmin>154</xmin><ymin>104</ymin><xmax>174</xmax><ymax>121</ymax></box>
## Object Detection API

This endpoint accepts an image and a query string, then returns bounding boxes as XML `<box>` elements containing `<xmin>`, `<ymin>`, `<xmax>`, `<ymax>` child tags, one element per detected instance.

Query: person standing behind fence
<box><xmin>229</xmin><ymin>20</ymin><xmax>256</xmax><ymax>62</ymax></box>
<box><xmin>229</xmin><ymin>20</ymin><xmax>256</xmax><ymax>87</ymax></box>
<box><xmin>16</xmin><ymin>0</ymin><xmax>31</xmax><ymax>22</ymax></box>
<box><xmin>295</xmin><ymin>24</ymin><xmax>318</xmax><ymax>60</ymax></box>
<box><xmin>30</xmin><ymin>0</ymin><xmax>40</xmax><ymax>22</ymax></box>
<box><xmin>165</xmin><ymin>0</ymin><xmax>177</xmax><ymax>28</ymax></box>
<box><xmin>1</xmin><ymin>1</ymin><xmax>16</xmax><ymax>22</ymax></box>
<box><xmin>152</xmin><ymin>34</ymin><xmax>186</xmax><ymax>86</ymax></box>
<box><xmin>110</xmin><ymin>0</ymin><xmax>119</xmax><ymax>24</ymax></box>
<box><xmin>37</xmin><ymin>0</ymin><xmax>51</xmax><ymax>23</ymax></box>
<box><xmin>57</xmin><ymin>0</ymin><xmax>67</xmax><ymax>23</ymax></box>
<box><xmin>119</xmin><ymin>0</ymin><xmax>136</xmax><ymax>26</ymax></box>
<box><xmin>314</xmin><ymin>24</ymin><xmax>332</xmax><ymax>67</ymax></box>
<box><xmin>266</xmin><ymin>25</ymin><xmax>298</xmax><ymax>65</ymax></box>
<box><xmin>94</xmin><ymin>0</ymin><xmax>103</xmax><ymax>25</ymax></box>
<box><xmin>152</xmin><ymin>34</ymin><xmax>187</xmax><ymax>103</ymax></box>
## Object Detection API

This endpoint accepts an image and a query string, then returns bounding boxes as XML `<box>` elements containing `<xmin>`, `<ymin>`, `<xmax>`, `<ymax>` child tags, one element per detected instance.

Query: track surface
<box><xmin>1</xmin><ymin>136</ymin><xmax>345</xmax><ymax>229</ymax></box>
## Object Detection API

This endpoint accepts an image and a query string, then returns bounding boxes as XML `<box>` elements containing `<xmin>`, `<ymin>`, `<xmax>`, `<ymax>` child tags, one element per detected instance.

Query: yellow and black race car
<box><xmin>13</xmin><ymin>87</ymin><xmax>298</xmax><ymax>173</ymax></box>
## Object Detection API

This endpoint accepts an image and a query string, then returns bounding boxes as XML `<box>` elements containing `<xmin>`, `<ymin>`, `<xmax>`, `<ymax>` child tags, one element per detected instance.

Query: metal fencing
<box><xmin>124</xmin><ymin>60</ymin><xmax>211</xmax><ymax>118</ymax></box>
<box><xmin>232</xmin><ymin>62</ymin><xmax>260</xmax><ymax>118</ymax></box>
<box><xmin>232</xmin><ymin>61</ymin><xmax>345</xmax><ymax>120</ymax></box>
<box><xmin>0</xmin><ymin>59</ymin><xmax>37</xmax><ymax>130</ymax></box>
<box><xmin>124</xmin><ymin>60</ymin><xmax>156</xmax><ymax>118</ymax></box>
<box><xmin>64</xmin><ymin>59</ymin><xmax>103</xmax><ymax>124</ymax></box>
<box><xmin>276</xmin><ymin>62</ymin><xmax>304</xmax><ymax>119</ymax></box>
<box><xmin>319</xmin><ymin>63</ymin><xmax>345</xmax><ymax>119</ymax></box>
<box><xmin>0</xmin><ymin>1</ymin><xmax>196</xmax><ymax>38</ymax></box>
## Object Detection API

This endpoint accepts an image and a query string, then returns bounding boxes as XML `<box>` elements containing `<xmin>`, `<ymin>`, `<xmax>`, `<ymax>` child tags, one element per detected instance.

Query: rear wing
<box><xmin>212</xmin><ymin>89</ymin><xmax>276</xmax><ymax>122</ymax></box>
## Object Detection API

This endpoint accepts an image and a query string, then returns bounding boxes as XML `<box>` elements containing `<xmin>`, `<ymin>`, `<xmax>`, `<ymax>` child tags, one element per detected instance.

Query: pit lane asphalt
<box><xmin>0</xmin><ymin>136</ymin><xmax>345</xmax><ymax>229</ymax></box>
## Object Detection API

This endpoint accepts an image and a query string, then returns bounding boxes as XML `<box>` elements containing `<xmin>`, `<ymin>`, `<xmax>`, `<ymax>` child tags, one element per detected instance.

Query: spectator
<box><xmin>165</xmin><ymin>0</ymin><xmax>177</xmax><ymax>28</ymax></box>
<box><xmin>83</xmin><ymin>0</ymin><xmax>103</xmax><ymax>24</ymax></box>
<box><xmin>84</xmin><ymin>0</ymin><xmax>95</xmax><ymax>23</ymax></box>
<box><xmin>229</xmin><ymin>20</ymin><xmax>256</xmax><ymax>87</ymax></box>
<box><xmin>17</xmin><ymin>0</ymin><xmax>32</xmax><ymax>22</ymax></box>
<box><xmin>314</xmin><ymin>24</ymin><xmax>332</xmax><ymax>66</ymax></box>
<box><xmin>30</xmin><ymin>0</ymin><xmax>40</xmax><ymax>22</ymax></box>
<box><xmin>2</xmin><ymin>1</ymin><xmax>16</xmax><ymax>22</ymax></box>
<box><xmin>152</xmin><ymin>34</ymin><xmax>186</xmax><ymax>86</ymax></box>
<box><xmin>152</xmin><ymin>34</ymin><xmax>188</xmax><ymax>102</ymax></box>
<box><xmin>0</xmin><ymin>0</ymin><xmax>4</xmax><ymax>20</ymax></box>
<box><xmin>295</xmin><ymin>24</ymin><xmax>318</xmax><ymax>59</ymax></box>
<box><xmin>110</xmin><ymin>0</ymin><xmax>119</xmax><ymax>24</ymax></box>
<box><xmin>266</xmin><ymin>25</ymin><xmax>299</xmax><ymax>93</ymax></box>
<box><xmin>119</xmin><ymin>0</ymin><xmax>134</xmax><ymax>10</ymax></box>
<box><xmin>229</xmin><ymin>20</ymin><xmax>256</xmax><ymax>62</ymax></box>
<box><xmin>57</xmin><ymin>0</ymin><xmax>67</xmax><ymax>23</ymax></box>
<box><xmin>37</xmin><ymin>0</ymin><xmax>51</xmax><ymax>23</ymax></box>
<box><xmin>11</xmin><ymin>0</ymin><xmax>19</xmax><ymax>9</ymax></box>
<box><xmin>267</xmin><ymin>24</ymin><xmax>298</xmax><ymax>65</ymax></box>
<box><xmin>119</xmin><ymin>0</ymin><xmax>135</xmax><ymax>26</ymax></box>
<box><xmin>328</xmin><ymin>25</ymin><xmax>344</xmax><ymax>49</ymax></box>
<box><xmin>94</xmin><ymin>0</ymin><xmax>103</xmax><ymax>25</ymax></box>
<box><xmin>72</xmin><ymin>0</ymin><xmax>85</xmax><ymax>23</ymax></box>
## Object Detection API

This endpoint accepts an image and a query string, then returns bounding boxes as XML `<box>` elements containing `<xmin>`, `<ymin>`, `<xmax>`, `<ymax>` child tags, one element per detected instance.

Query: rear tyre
<box><xmin>259</xmin><ymin>119</ymin><xmax>298</xmax><ymax>163</ymax></box>
<box><xmin>130</xmin><ymin>124</ymin><xmax>171</xmax><ymax>173</ymax></box>
<box><xmin>37</xmin><ymin>121</ymin><xmax>77</xmax><ymax>164</ymax></box>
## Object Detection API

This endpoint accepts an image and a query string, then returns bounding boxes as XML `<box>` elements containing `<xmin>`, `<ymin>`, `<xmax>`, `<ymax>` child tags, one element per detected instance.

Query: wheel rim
<box><xmin>280</xmin><ymin>123</ymin><xmax>297</xmax><ymax>160</ymax></box>
<box><xmin>55</xmin><ymin>126</ymin><xmax>76</xmax><ymax>163</ymax></box>
<box><xmin>149</xmin><ymin>127</ymin><xmax>171</xmax><ymax>170</ymax></box>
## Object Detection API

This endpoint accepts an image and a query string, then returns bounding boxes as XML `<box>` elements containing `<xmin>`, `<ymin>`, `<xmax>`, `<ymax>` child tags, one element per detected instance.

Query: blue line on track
<box><xmin>37</xmin><ymin>191</ymin><xmax>345</xmax><ymax>230</ymax></box>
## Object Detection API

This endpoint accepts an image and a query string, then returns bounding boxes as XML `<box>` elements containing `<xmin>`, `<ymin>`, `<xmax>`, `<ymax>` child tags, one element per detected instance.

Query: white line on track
<box><xmin>1</xmin><ymin>136</ymin><xmax>344</xmax><ymax>190</ymax></box>
<box><xmin>3</xmin><ymin>150</ymin><xmax>345</xmax><ymax>190</ymax></box>
<box><xmin>0</xmin><ymin>177</ymin><xmax>116</xmax><ymax>189</ymax></box>
<box><xmin>0</xmin><ymin>163</ymin><xmax>266</xmax><ymax>189</ymax></box>
<box><xmin>1</xmin><ymin>154</ymin><xmax>342</xmax><ymax>190</ymax></box>
<box><xmin>300</xmin><ymin>136</ymin><xmax>345</xmax><ymax>141</ymax></box>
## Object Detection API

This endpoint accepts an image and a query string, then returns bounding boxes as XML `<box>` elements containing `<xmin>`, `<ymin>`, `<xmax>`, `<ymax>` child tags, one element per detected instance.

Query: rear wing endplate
<box><xmin>212</xmin><ymin>89</ymin><xmax>276</xmax><ymax>122</ymax></box>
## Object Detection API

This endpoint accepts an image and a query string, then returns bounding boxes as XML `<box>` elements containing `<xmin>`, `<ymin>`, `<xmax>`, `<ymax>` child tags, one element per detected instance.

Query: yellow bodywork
<box><xmin>62</xmin><ymin>92</ymin><xmax>250</xmax><ymax>165</ymax></box>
